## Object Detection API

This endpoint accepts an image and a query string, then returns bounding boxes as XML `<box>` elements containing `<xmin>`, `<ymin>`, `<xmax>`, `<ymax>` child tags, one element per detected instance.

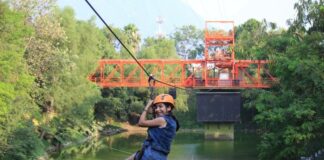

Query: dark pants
<box><xmin>134</xmin><ymin>145</ymin><xmax>167</xmax><ymax>160</ymax></box>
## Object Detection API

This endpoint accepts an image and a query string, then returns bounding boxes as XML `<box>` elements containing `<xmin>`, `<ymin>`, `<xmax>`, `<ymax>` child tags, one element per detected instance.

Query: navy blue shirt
<box><xmin>147</xmin><ymin>115</ymin><xmax>177</xmax><ymax>154</ymax></box>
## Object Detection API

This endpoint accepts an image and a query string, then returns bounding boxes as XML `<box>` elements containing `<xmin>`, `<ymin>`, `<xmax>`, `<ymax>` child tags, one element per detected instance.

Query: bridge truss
<box><xmin>89</xmin><ymin>21</ymin><xmax>276</xmax><ymax>89</ymax></box>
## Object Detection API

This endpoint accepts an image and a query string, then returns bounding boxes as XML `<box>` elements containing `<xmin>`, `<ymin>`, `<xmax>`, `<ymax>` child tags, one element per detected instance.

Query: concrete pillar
<box><xmin>204</xmin><ymin>123</ymin><xmax>234</xmax><ymax>140</ymax></box>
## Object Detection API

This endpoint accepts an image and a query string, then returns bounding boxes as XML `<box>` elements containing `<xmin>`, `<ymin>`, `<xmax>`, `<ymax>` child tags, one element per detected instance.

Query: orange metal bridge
<box><xmin>89</xmin><ymin>21</ymin><xmax>276</xmax><ymax>89</ymax></box>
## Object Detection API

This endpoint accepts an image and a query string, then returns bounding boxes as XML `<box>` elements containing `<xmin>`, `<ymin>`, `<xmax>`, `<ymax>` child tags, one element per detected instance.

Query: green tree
<box><xmin>4</xmin><ymin>125</ymin><xmax>45</xmax><ymax>160</ymax></box>
<box><xmin>235</xmin><ymin>19</ymin><xmax>271</xmax><ymax>59</ymax></box>
<box><xmin>251</xmin><ymin>0</ymin><xmax>324</xmax><ymax>159</ymax></box>
<box><xmin>171</xmin><ymin>25</ymin><xmax>204</xmax><ymax>59</ymax></box>
<box><xmin>139</xmin><ymin>37</ymin><xmax>178</xmax><ymax>59</ymax></box>
<box><xmin>9</xmin><ymin>0</ymin><xmax>107</xmax><ymax>154</ymax></box>
<box><xmin>124</xmin><ymin>24</ymin><xmax>141</xmax><ymax>55</ymax></box>
<box><xmin>11</xmin><ymin>0</ymin><xmax>69</xmax><ymax>114</ymax></box>
<box><xmin>289</xmin><ymin>0</ymin><xmax>324</xmax><ymax>33</ymax></box>
<box><xmin>0</xmin><ymin>1</ymin><xmax>43</xmax><ymax>158</ymax></box>
<box><xmin>255</xmin><ymin>32</ymin><xmax>324</xmax><ymax>160</ymax></box>
<box><xmin>45</xmin><ymin>6</ymin><xmax>111</xmax><ymax>143</ymax></box>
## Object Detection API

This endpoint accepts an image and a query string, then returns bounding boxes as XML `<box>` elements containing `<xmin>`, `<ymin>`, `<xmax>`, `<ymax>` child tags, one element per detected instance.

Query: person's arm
<box><xmin>138</xmin><ymin>100</ymin><xmax>166</xmax><ymax>127</ymax></box>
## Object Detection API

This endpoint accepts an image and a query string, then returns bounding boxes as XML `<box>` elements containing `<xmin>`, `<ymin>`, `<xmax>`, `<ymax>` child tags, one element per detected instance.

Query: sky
<box><xmin>183</xmin><ymin>0</ymin><xmax>297</xmax><ymax>26</ymax></box>
<box><xmin>57</xmin><ymin>0</ymin><xmax>297</xmax><ymax>38</ymax></box>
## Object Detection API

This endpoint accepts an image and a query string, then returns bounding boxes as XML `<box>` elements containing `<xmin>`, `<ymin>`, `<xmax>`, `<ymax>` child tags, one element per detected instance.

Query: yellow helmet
<box><xmin>153</xmin><ymin>94</ymin><xmax>175</xmax><ymax>109</ymax></box>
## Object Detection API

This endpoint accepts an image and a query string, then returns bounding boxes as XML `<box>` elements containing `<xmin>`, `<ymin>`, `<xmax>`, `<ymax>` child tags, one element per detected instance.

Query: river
<box><xmin>54</xmin><ymin>131</ymin><xmax>259</xmax><ymax>160</ymax></box>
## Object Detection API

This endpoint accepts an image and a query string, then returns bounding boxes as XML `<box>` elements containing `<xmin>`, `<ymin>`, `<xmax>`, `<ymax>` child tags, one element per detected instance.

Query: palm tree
<box><xmin>123</xmin><ymin>24</ymin><xmax>141</xmax><ymax>56</ymax></box>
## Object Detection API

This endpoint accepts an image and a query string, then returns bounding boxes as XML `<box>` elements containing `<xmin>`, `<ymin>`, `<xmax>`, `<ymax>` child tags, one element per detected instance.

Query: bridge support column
<box><xmin>204</xmin><ymin>122</ymin><xmax>234</xmax><ymax>140</ymax></box>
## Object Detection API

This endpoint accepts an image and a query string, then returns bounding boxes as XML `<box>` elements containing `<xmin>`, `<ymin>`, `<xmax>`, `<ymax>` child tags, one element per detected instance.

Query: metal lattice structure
<box><xmin>89</xmin><ymin>21</ymin><xmax>276</xmax><ymax>89</ymax></box>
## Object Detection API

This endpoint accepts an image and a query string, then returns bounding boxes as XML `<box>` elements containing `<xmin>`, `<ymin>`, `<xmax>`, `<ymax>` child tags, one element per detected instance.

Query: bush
<box><xmin>3</xmin><ymin>125</ymin><xmax>45</xmax><ymax>160</ymax></box>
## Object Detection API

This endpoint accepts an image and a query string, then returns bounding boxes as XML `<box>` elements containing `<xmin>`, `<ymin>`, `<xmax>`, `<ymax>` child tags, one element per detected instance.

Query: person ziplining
<box><xmin>84</xmin><ymin>2</ymin><xmax>183</xmax><ymax>159</ymax></box>
<box><xmin>127</xmin><ymin>94</ymin><xmax>180</xmax><ymax>160</ymax></box>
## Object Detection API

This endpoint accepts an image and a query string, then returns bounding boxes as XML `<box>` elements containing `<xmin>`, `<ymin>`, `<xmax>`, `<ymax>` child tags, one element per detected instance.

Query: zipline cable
<box><xmin>84</xmin><ymin>0</ymin><xmax>149</xmax><ymax>77</ymax></box>
<box><xmin>84</xmin><ymin>0</ymin><xmax>193</xmax><ymax>92</ymax></box>
<box><xmin>110</xmin><ymin>147</ymin><xmax>133</xmax><ymax>155</ymax></box>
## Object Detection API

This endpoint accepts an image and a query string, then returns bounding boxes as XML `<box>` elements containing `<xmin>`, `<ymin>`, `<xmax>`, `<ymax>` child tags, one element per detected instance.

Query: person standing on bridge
<box><xmin>127</xmin><ymin>94</ymin><xmax>180</xmax><ymax>160</ymax></box>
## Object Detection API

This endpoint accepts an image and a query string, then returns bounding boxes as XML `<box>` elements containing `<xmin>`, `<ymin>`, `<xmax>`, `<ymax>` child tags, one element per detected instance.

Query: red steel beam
<box><xmin>89</xmin><ymin>21</ymin><xmax>277</xmax><ymax>89</ymax></box>
<box><xmin>88</xmin><ymin>59</ymin><xmax>276</xmax><ymax>89</ymax></box>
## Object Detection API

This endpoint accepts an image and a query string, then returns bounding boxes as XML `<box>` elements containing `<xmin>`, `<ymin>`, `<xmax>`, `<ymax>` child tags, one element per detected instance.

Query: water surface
<box><xmin>56</xmin><ymin>131</ymin><xmax>259</xmax><ymax>160</ymax></box>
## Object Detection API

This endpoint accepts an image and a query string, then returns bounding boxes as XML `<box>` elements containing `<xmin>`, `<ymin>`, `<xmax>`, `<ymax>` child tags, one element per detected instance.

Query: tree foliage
<box><xmin>171</xmin><ymin>25</ymin><xmax>204</xmax><ymax>59</ymax></box>
<box><xmin>0</xmin><ymin>2</ymin><xmax>40</xmax><ymax>158</ymax></box>
<box><xmin>1</xmin><ymin>0</ymin><xmax>323</xmax><ymax>159</ymax></box>
<box><xmin>236</xmin><ymin>1</ymin><xmax>324</xmax><ymax>159</ymax></box>
<box><xmin>139</xmin><ymin>37</ymin><xmax>178</xmax><ymax>59</ymax></box>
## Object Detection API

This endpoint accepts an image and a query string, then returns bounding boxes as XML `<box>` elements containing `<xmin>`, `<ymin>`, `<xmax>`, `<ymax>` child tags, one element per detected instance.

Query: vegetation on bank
<box><xmin>0</xmin><ymin>0</ymin><xmax>323</xmax><ymax>159</ymax></box>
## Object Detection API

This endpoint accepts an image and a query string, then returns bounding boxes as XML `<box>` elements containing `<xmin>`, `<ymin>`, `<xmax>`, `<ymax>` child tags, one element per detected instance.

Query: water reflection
<box><xmin>55</xmin><ymin>131</ymin><xmax>259</xmax><ymax>160</ymax></box>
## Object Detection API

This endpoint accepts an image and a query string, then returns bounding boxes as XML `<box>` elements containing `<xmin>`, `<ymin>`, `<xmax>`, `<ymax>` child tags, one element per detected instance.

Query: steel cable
<box><xmin>84</xmin><ymin>0</ymin><xmax>193</xmax><ymax>92</ymax></box>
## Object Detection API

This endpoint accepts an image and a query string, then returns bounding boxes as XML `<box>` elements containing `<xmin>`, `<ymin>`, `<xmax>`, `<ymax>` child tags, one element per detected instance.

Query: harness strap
<box><xmin>133</xmin><ymin>149</ymin><xmax>144</xmax><ymax>160</ymax></box>
<box><xmin>148</xmin><ymin>74</ymin><xmax>156</xmax><ymax>100</ymax></box>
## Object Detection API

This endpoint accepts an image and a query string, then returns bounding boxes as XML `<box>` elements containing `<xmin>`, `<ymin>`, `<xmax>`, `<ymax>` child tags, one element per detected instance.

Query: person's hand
<box><xmin>145</xmin><ymin>100</ymin><xmax>153</xmax><ymax>110</ymax></box>
<box><xmin>144</xmin><ymin>100</ymin><xmax>154</xmax><ymax>113</ymax></box>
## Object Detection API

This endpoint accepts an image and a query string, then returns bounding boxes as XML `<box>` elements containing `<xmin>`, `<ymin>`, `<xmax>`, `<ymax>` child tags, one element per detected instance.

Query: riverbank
<box><xmin>44</xmin><ymin>122</ymin><xmax>213</xmax><ymax>160</ymax></box>
<box><xmin>41</xmin><ymin>122</ymin><xmax>130</xmax><ymax>160</ymax></box>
